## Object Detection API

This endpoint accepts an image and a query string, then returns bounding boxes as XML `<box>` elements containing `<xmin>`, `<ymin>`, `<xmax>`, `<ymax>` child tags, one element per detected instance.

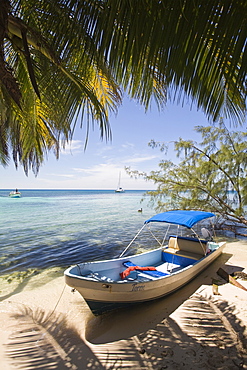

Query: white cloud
<box><xmin>125</xmin><ymin>155</ymin><xmax>158</xmax><ymax>164</ymax></box>
<box><xmin>50</xmin><ymin>173</ymin><xmax>75</xmax><ymax>178</ymax></box>
<box><xmin>72</xmin><ymin>163</ymin><xmax>119</xmax><ymax>176</ymax></box>
<box><xmin>60</xmin><ymin>140</ymin><xmax>83</xmax><ymax>155</ymax></box>
<box><xmin>121</xmin><ymin>142</ymin><xmax>135</xmax><ymax>149</ymax></box>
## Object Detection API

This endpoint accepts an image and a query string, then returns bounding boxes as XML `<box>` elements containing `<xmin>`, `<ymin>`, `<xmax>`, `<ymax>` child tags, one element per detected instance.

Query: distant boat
<box><xmin>115</xmin><ymin>172</ymin><xmax>124</xmax><ymax>193</ymax></box>
<box><xmin>9</xmin><ymin>189</ymin><xmax>21</xmax><ymax>198</ymax></box>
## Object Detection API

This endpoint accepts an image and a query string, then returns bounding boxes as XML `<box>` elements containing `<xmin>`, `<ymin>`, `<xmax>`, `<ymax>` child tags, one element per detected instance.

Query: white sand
<box><xmin>0</xmin><ymin>240</ymin><xmax>247</xmax><ymax>369</ymax></box>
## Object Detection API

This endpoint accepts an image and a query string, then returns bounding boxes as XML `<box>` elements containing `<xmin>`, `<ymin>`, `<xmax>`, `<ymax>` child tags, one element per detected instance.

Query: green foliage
<box><xmin>92</xmin><ymin>0</ymin><xmax>247</xmax><ymax>123</ymax></box>
<box><xmin>1</xmin><ymin>0</ymin><xmax>122</xmax><ymax>174</ymax></box>
<box><xmin>0</xmin><ymin>0</ymin><xmax>247</xmax><ymax>174</ymax></box>
<box><xmin>127</xmin><ymin>124</ymin><xmax>247</xmax><ymax>226</ymax></box>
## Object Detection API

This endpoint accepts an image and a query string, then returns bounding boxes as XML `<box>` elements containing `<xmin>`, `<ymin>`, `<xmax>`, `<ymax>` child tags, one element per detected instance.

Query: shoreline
<box><xmin>0</xmin><ymin>241</ymin><xmax>247</xmax><ymax>369</ymax></box>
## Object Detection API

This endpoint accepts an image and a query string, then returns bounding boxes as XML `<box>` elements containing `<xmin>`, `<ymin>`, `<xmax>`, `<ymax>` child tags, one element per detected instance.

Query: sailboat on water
<box><xmin>115</xmin><ymin>172</ymin><xmax>125</xmax><ymax>193</ymax></box>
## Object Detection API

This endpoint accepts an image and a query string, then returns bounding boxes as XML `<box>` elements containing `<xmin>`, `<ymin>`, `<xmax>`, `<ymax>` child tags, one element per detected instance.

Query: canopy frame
<box><xmin>119</xmin><ymin>210</ymin><xmax>215</xmax><ymax>258</ymax></box>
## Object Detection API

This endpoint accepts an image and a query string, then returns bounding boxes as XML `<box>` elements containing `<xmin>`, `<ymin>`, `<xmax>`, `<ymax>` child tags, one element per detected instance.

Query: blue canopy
<box><xmin>144</xmin><ymin>210</ymin><xmax>215</xmax><ymax>229</ymax></box>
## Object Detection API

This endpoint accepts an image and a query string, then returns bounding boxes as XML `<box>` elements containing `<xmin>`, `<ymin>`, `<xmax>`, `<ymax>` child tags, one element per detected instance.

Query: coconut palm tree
<box><xmin>91</xmin><ymin>0</ymin><xmax>246</xmax><ymax>122</ymax></box>
<box><xmin>1</xmin><ymin>0</ymin><xmax>122</xmax><ymax>174</ymax></box>
<box><xmin>1</xmin><ymin>0</ymin><xmax>246</xmax><ymax>174</ymax></box>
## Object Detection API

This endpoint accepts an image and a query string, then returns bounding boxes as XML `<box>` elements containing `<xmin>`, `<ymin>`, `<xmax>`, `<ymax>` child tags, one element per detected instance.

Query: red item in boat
<box><xmin>120</xmin><ymin>265</ymin><xmax>156</xmax><ymax>279</ymax></box>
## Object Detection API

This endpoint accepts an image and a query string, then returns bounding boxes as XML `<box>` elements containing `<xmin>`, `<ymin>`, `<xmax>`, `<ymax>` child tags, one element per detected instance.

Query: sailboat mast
<box><xmin>118</xmin><ymin>171</ymin><xmax>121</xmax><ymax>188</ymax></box>
<box><xmin>115</xmin><ymin>171</ymin><xmax>124</xmax><ymax>192</ymax></box>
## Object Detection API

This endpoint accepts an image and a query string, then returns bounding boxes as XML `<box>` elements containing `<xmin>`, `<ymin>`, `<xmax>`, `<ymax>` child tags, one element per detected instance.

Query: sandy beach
<box><xmin>0</xmin><ymin>240</ymin><xmax>247</xmax><ymax>369</ymax></box>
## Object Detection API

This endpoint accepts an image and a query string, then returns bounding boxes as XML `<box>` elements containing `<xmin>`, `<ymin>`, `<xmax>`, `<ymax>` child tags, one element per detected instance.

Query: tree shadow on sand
<box><xmin>92</xmin><ymin>295</ymin><xmax>247</xmax><ymax>369</ymax></box>
<box><xmin>4</xmin><ymin>251</ymin><xmax>247</xmax><ymax>369</ymax></box>
<box><xmin>5</xmin><ymin>306</ymin><xmax>104</xmax><ymax>369</ymax></box>
<box><xmin>5</xmin><ymin>303</ymin><xmax>152</xmax><ymax>370</ymax></box>
<box><xmin>136</xmin><ymin>294</ymin><xmax>247</xmax><ymax>370</ymax></box>
<box><xmin>4</xmin><ymin>294</ymin><xmax>247</xmax><ymax>370</ymax></box>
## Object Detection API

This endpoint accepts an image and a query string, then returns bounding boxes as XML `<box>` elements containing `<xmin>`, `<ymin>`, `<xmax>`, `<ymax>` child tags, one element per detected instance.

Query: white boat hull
<box><xmin>9</xmin><ymin>192</ymin><xmax>21</xmax><ymax>198</ymax></box>
<box><xmin>65</xmin><ymin>241</ymin><xmax>226</xmax><ymax>315</ymax></box>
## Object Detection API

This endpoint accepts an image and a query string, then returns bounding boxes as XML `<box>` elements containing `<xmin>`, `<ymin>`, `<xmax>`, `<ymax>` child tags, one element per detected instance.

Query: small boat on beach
<box><xmin>64</xmin><ymin>210</ymin><xmax>226</xmax><ymax>315</ymax></box>
<box><xmin>9</xmin><ymin>189</ymin><xmax>21</xmax><ymax>198</ymax></box>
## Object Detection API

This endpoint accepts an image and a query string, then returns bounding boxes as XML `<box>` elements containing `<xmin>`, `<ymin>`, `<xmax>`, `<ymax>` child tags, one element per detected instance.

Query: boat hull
<box><xmin>65</xmin><ymin>242</ymin><xmax>226</xmax><ymax>315</ymax></box>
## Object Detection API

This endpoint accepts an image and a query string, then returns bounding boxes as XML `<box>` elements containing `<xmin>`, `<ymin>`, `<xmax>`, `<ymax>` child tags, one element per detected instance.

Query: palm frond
<box><xmin>90</xmin><ymin>0</ymin><xmax>246</xmax><ymax>123</ymax></box>
<box><xmin>1</xmin><ymin>0</ymin><xmax>247</xmax><ymax>173</ymax></box>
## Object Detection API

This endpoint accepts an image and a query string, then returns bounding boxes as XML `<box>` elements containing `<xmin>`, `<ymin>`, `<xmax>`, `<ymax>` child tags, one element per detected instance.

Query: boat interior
<box><xmin>71</xmin><ymin>235</ymin><xmax>219</xmax><ymax>283</ymax></box>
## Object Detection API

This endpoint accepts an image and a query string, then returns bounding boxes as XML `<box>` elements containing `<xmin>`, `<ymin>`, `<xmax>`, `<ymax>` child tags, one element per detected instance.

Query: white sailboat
<box><xmin>115</xmin><ymin>172</ymin><xmax>124</xmax><ymax>193</ymax></box>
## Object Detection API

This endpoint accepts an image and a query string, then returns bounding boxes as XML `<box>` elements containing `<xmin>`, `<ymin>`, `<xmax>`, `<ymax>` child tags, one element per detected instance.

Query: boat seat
<box><xmin>163</xmin><ymin>248</ymin><xmax>203</xmax><ymax>261</ymax></box>
<box><xmin>123</xmin><ymin>261</ymin><xmax>169</xmax><ymax>278</ymax></box>
<box><xmin>167</xmin><ymin>235</ymin><xmax>208</xmax><ymax>259</ymax></box>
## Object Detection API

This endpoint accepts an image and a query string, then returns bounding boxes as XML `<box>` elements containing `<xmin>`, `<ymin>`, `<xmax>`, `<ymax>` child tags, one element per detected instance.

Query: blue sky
<box><xmin>1</xmin><ymin>97</ymin><xmax>210</xmax><ymax>190</ymax></box>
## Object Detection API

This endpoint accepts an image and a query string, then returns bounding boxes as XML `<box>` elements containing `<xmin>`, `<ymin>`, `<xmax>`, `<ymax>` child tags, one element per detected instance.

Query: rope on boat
<box><xmin>32</xmin><ymin>283</ymin><xmax>67</xmax><ymax>326</ymax></box>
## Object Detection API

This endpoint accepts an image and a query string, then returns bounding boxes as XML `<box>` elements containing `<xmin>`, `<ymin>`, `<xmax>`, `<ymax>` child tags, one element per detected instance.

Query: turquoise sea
<box><xmin>0</xmin><ymin>189</ymin><xmax>156</xmax><ymax>280</ymax></box>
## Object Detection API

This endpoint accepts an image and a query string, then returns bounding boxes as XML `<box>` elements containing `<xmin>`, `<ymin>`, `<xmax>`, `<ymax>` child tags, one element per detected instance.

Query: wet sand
<box><xmin>0</xmin><ymin>240</ymin><xmax>247</xmax><ymax>369</ymax></box>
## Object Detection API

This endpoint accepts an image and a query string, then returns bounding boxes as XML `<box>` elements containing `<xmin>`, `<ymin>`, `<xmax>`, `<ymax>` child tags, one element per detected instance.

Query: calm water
<box><xmin>0</xmin><ymin>189</ymin><xmax>156</xmax><ymax>277</ymax></box>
